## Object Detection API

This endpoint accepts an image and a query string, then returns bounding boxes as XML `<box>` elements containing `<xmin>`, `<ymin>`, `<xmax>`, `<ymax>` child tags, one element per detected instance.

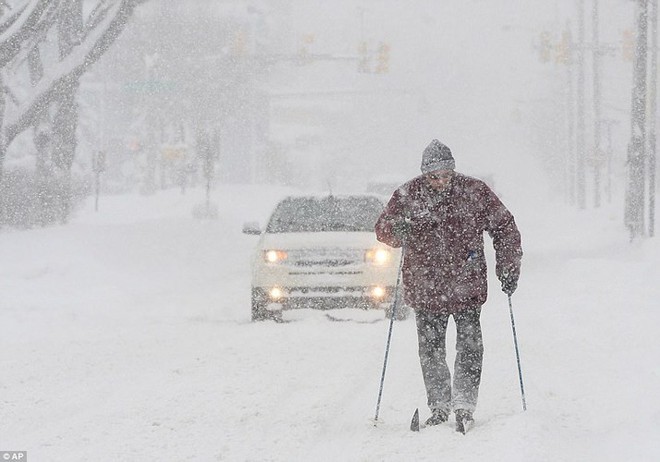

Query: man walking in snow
<box><xmin>375</xmin><ymin>139</ymin><xmax>522</xmax><ymax>433</ymax></box>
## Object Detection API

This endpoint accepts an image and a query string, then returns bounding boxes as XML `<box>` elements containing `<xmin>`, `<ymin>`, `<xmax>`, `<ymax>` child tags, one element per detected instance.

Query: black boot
<box><xmin>454</xmin><ymin>409</ymin><xmax>474</xmax><ymax>434</ymax></box>
<box><xmin>424</xmin><ymin>408</ymin><xmax>449</xmax><ymax>426</ymax></box>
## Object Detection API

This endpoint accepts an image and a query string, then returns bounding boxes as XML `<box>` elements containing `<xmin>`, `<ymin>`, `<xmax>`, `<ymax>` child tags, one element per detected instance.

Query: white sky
<box><xmin>80</xmin><ymin>0</ymin><xmax>642</xmax><ymax>206</ymax></box>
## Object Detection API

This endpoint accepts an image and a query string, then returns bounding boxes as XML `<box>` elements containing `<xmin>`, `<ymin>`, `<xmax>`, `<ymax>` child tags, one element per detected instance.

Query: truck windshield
<box><xmin>266</xmin><ymin>196</ymin><xmax>384</xmax><ymax>233</ymax></box>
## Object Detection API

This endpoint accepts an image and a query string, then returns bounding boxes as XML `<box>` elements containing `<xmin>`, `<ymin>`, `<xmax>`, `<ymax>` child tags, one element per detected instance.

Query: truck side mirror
<box><xmin>242</xmin><ymin>221</ymin><xmax>261</xmax><ymax>235</ymax></box>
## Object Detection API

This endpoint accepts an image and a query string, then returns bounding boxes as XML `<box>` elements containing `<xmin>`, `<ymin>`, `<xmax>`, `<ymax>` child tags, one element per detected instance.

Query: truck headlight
<box><xmin>264</xmin><ymin>250</ymin><xmax>288</xmax><ymax>263</ymax></box>
<box><xmin>365</xmin><ymin>248</ymin><xmax>391</xmax><ymax>265</ymax></box>
<box><xmin>268</xmin><ymin>287</ymin><xmax>285</xmax><ymax>300</ymax></box>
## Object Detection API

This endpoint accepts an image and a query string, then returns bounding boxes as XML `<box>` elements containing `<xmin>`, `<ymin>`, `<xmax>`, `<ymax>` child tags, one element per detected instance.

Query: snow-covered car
<box><xmin>243</xmin><ymin>194</ymin><xmax>406</xmax><ymax>321</ymax></box>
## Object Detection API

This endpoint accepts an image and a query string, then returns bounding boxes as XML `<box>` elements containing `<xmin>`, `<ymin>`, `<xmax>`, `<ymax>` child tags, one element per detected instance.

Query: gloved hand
<box><xmin>391</xmin><ymin>220</ymin><xmax>412</xmax><ymax>241</ymax></box>
<box><xmin>500</xmin><ymin>271</ymin><xmax>518</xmax><ymax>296</ymax></box>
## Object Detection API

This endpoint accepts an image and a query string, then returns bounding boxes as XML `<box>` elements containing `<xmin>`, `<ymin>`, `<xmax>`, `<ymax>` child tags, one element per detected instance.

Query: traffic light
<box><xmin>302</xmin><ymin>33</ymin><xmax>315</xmax><ymax>45</ymax></box>
<box><xmin>375</xmin><ymin>42</ymin><xmax>390</xmax><ymax>74</ymax></box>
<box><xmin>622</xmin><ymin>29</ymin><xmax>634</xmax><ymax>62</ymax></box>
<box><xmin>555</xmin><ymin>30</ymin><xmax>571</xmax><ymax>65</ymax></box>
<box><xmin>358</xmin><ymin>41</ymin><xmax>370</xmax><ymax>73</ymax></box>
<box><xmin>298</xmin><ymin>33</ymin><xmax>315</xmax><ymax>65</ymax></box>
<box><xmin>539</xmin><ymin>31</ymin><xmax>552</xmax><ymax>63</ymax></box>
<box><xmin>232</xmin><ymin>29</ymin><xmax>247</xmax><ymax>56</ymax></box>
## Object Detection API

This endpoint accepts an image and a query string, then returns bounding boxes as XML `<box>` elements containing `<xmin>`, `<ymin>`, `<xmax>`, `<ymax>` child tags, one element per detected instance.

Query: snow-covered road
<box><xmin>1</xmin><ymin>185</ymin><xmax>659</xmax><ymax>461</ymax></box>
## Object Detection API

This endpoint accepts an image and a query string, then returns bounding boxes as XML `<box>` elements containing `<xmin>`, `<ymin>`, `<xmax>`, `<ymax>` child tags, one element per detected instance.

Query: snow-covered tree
<box><xmin>0</xmin><ymin>0</ymin><xmax>142</xmax><ymax>226</ymax></box>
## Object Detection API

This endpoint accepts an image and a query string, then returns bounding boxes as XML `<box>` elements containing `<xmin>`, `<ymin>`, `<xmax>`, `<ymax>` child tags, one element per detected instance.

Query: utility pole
<box><xmin>576</xmin><ymin>0</ymin><xmax>587</xmax><ymax>209</ymax></box>
<box><xmin>92</xmin><ymin>151</ymin><xmax>106</xmax><ymax>212</ymax></box>
<box><xmin>625</xmin><ymin>0</ymin><xmax>649</xmax><ymax>240</ymax></box>
<box><xmin>649</xmin><ymin>0</ymin><xmax>658</xmax><ymax>237</ymax></box>
<box><xmin>602</xmin><ymin>119</ymin><xmax>619</xmax><ymax>204</ymax></box>
<box><xmin>592</xmin><ymin>0</ymin><xmax>603</xmax><ymax>208</ymax></box>
<box><xmin>563</xmin><ymin>22</ymin><xmax>577</xmax><ymax>206</ymax></box>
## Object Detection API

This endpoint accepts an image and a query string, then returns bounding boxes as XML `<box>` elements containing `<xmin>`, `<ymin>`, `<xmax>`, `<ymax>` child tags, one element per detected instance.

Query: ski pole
<box><xmin>373</xmin><ymin>245</ymin><xmax>405</xmax><ymax>426</ymax></box>
<box><xmin>508</xmin><ymin>294</ymin><xmax>527</xmax><ymax>411</ymax></box>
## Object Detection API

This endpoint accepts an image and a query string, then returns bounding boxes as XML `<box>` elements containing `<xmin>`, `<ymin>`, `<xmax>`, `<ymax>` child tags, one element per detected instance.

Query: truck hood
<box><xmin>259</xmin><ymin>231</ymin><xmax>387</xmax><ymax>251</ymax></box>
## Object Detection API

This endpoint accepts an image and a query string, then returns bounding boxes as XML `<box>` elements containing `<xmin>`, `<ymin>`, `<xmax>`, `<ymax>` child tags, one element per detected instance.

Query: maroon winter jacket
<box><xmin>375</xmin><ymin>173</ymin><xmax>522</xmax><ymax>313</ymax></box>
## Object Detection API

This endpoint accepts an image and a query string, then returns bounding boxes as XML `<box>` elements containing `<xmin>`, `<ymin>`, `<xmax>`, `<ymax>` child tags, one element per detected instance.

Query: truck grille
<box><xmin>286</xmin><ymin>248</ymin><xmax>363</xmax><ymax>268</ymax></box>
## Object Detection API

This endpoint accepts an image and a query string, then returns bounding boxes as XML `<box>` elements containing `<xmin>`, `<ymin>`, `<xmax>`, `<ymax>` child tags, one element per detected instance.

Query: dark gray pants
<box><xmin>415</xmin><ymin>307</ymin><xmax>484</xmax><ymax>414</ymax></box>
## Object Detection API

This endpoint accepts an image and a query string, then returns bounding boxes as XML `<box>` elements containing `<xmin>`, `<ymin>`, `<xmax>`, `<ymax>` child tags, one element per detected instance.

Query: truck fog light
<box><xmin>269</xmin><ymin>287</ymin><xmax>285</xmax><ymax>300</ymax></box>
<box><xmin>370</xmin><ymin>286</ymin><xmax>386</xmax><ymax>299</ymax></box>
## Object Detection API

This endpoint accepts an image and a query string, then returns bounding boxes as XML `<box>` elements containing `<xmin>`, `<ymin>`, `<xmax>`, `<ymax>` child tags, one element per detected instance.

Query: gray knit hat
<box><xmin>420</xmin><ymin>139</ymin><xmax>455</xmax><ymax>173</ymax></box>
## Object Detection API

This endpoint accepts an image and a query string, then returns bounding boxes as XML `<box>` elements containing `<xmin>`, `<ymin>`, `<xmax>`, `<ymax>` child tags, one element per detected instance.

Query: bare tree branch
<box><xmin>0</xmin><ymin>0</ymin><xmax>55</xmax><ymax>68</ymax></box>
<box><xmin>0</xmin><ymin>1</ymin><xmax>25</xmax><ymax>36</ymax></box>
<box><xmin>3</xmin><ymin>0</ymin><xmax>138</xmax><ymax>146</ymax></box>
<box><xmin>83</xmin><ymin>0</ymin><xmax>113</xmax><ymax>37</ymax></box>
